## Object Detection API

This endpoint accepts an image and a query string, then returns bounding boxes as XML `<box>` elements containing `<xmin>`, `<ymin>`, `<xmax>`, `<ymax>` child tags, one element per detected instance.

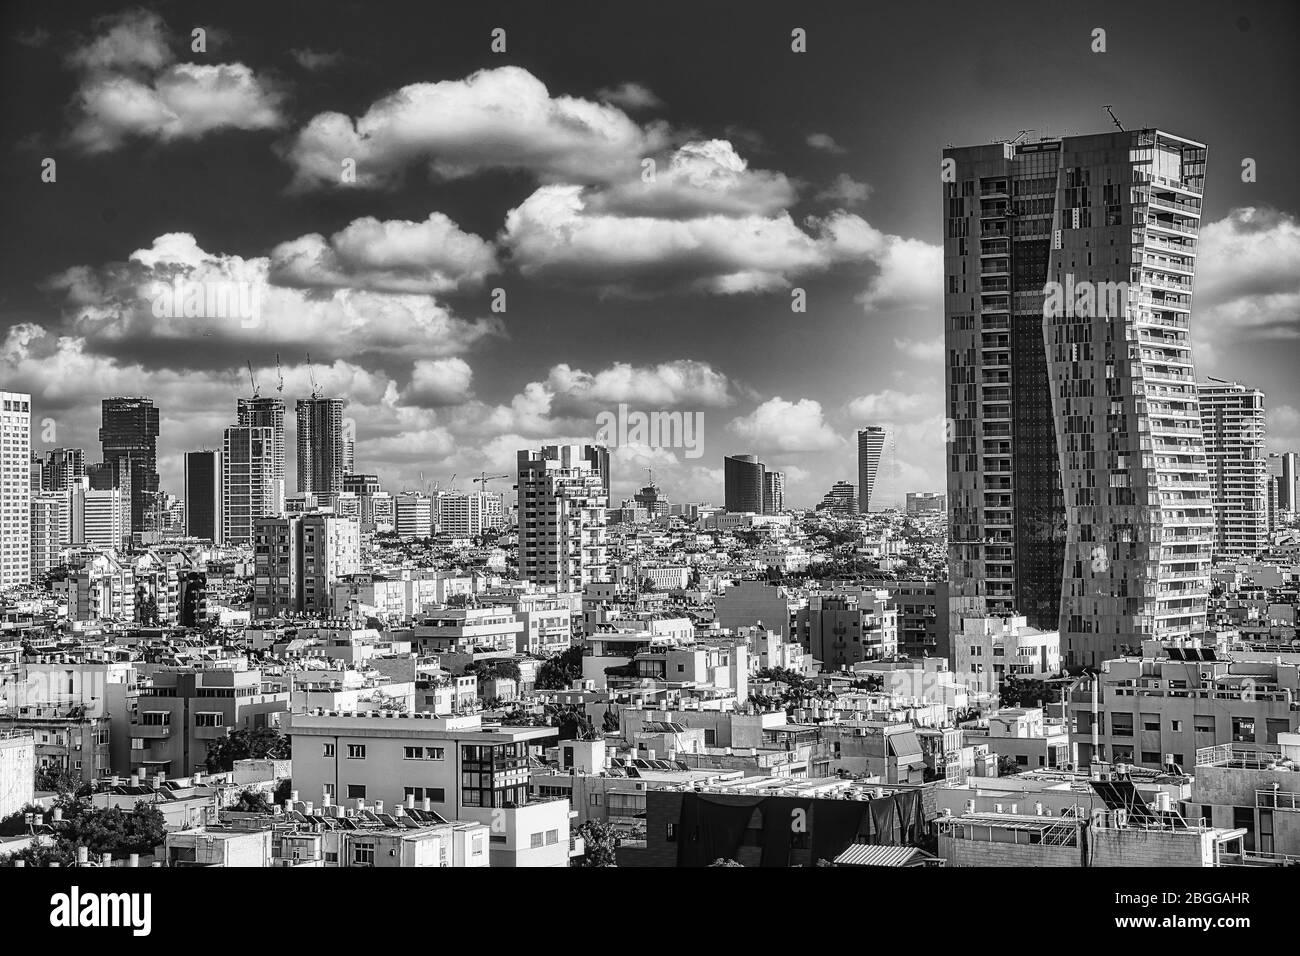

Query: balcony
<box><xmin>134</xmin><ymin>724</ymin><xmax>171</xmax><ymax>738</ymax></box>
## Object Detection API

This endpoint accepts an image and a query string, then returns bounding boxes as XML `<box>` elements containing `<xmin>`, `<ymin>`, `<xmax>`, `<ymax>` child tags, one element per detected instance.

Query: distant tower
<box><xmin>99</xmin><ymin>397</ymin><xmax>159</xmax><ymax>532</ymax></box>
<box><xmin>295</xmin><ymin>397</ymin><xmax>346</xmax><ymax>495</ymax></box>
<box><xmin>724</xmin><ymin>454</ymin><xmax>765</xmax><ymax>513</ymax></box>
<box><xmin>857</xmin><ymin>427</ymin><xmax>885</xmax><ymax>513</ymax></box>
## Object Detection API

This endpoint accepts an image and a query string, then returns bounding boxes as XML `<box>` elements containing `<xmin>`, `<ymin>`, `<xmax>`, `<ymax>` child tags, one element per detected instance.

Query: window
<box><xmin>346</xmin><ymin>784</ymin><xmax>366</xmax><ymax>800</ymax></box>
<box><xmin>589</xmin><ymin>793</ymin><xmax>601</xmax><ymax>806</ymax></box>
<box><xmin>347</xmin><ymin>744</ymin><xmax>367</xmax><ymax>759</ymax></box>
<box><xmin>1232</xmin><ymin>717</ymin><xmax>1256</xmax><ymax>743</ymax></box>
<box><xmin>1170</xmin><ymin>720</ymin><xmax>1182</xmax><ymax>733</ymax></box>
<box><xmin>352</xmin><ymin>842</ymin><xmax>375</xmax><ymax>866</ymax></box>
<box><xmin>404</xmin><ymin>747</ymin><xmax>423</xmax><ymax>760</ymax></box>
<box><xmin>141</xmin><ymin>712</ymin><xmax>170</xmax><ymax>726</ymax></box>
<box><xmin>323</xmin><ymin>784</ymin><xmax>335</xmax><ymax>799</ymax></box>
<box><xmin>1141</xmin><ymin>751</ymin><xmax>1161</xmax><ymax>764</ymax></box>
<box><xmin>1110</xmin><ymin>714</ymin><xmax>1133</xmax><ymax>738</ymax></box>
<box><xmin>530</xmin><ymin>832</ymin><xmax>544</xmax><ymax>849</ymax></box>
<box><xmin>545</xmin><ymin>829</ymin><xmax>559</xmax><ymax>845</ymax></box>
<box><xmin>324</xmin><ymin>851</ymin><xmax>339</xmax><ymax>863</ymax></box>
<box><xmin>323</xmin><ymin>743</ymin><xmax>335</xmax><ymax>757</ymax></box>
<box><xmin>666</xmin><ymin>823</ymin><xmax>676</xmax><ymax>842</ymax></box>
<box><xmin>195</xmin><ymin>713</ymin><xmax>223</xmax><ymax>727</ymax></box>
<box><xmin>1142</xmin><ymin>718</ymin><xmax>1160</xmax><ymax>732</ymax></box>
<box><xmin>426</xmin><ymin>747</ymin><xmax>444</xmax><ymax>760</ymax></box>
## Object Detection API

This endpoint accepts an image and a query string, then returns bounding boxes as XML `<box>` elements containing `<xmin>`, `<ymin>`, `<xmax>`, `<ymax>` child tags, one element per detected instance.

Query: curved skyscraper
<box><xmin>724</xmin><ymin>454</ymin><xmax>765</xmax><ymax>513</ymax></box>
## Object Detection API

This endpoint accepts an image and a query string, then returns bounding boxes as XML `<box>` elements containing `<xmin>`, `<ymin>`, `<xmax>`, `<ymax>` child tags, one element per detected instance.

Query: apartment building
<box><xmin>1069</xmin><ymin>643</ymin><xmax>1300</xmax><ymax>771</ymax></box>
<box><xmin>2</xmin><ymin>390</ymin><xmax>34</xmax><ymax>586</ymax></box>
<box><xmin>253</xmin><ymin>513</ymin><xmax>361</xmax><ymax>617</ymax></box>
<box><xmin>1198</xmin><ymin>380</ymin><xmax>1269</xmax><ymax>559</ymax></box>
<box><xmin>795</xmin><ymin>591</ymin><xmax>898</xmax><ymax>670</ymax></box>
<box><xmin>954</xmin><ymin>615</ymin><xmax>1061</xmax><ymax>696</ymax></box>
<box><xmin>884</xmin><ymin>579</ymin><xmax>950</xmax><ymax>660</ymax></box>
<box><xmin>517</xmin><ymin>444</ymin><xmax>608</xmax><ymax>590</ymax></box>
<box><xmin>287</xmin><ymin>710</ymin><xmax>573</xmax><ymax>866</ymax></box>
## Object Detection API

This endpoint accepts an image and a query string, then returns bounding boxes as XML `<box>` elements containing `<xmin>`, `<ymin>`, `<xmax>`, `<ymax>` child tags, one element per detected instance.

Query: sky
<box><xmin>2</xmin><ymin>0</ymin><xmax>1298</xmax><ymax>509</ymax></box>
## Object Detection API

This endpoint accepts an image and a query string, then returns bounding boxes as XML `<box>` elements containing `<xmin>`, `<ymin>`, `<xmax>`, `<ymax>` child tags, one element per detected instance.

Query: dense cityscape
<box><xmin>0</xmin><ymin>3</ymin><xmax>1298</xmax><ymax>933</ymax></box>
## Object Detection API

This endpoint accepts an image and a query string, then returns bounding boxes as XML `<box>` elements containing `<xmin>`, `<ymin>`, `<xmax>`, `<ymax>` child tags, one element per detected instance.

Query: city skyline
<box><xmin>2</xmin><ymin>1</ymin><xmax>1298</xmax><ymax>510</ymax></box>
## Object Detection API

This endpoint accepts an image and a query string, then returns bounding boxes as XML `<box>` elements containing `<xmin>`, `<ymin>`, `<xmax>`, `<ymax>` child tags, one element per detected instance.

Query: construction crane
<box><xmin>1104</xmin><ymin>105</ymin><xmax>1124</xmax><ymax>131</ymax></box>
<box><xmin>275</xmin><ymin>353</ymin><xmax>284</xmax><ymax>394</ymax></box>
<box><xmin>246</xmin><ymin>360</ymin><xmax>260</xmax><ymax>398</ymax></box>
<box><xmin>306</xmin><ymin>352</ymin><xmax>320</xmax><ymax>399</ymax></box>
<box><xmin>473</xmin><ymin>472</ymin><xmax>509</xmax><ymax>491</ymax></box>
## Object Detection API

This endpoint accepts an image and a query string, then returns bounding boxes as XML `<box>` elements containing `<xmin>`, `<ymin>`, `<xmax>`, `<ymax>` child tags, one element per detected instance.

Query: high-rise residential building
<box><xmin>1198</xmin><ymin>381</ymin><xmax>1268</xmax><ymax>558</ymax></box>
<box><xmin>945</xmin><ymin>129</ymin><xmax>1211</xmax><ymax>667</ymax></box>
<box><xmin>366</xmin><ymin>490</ymin><xmax>395</xmax><ymax>533</ymax></box>
<box><xmin>856</xmin><ymin>427</ymin><xmax>886</xmax><ymax>513</ymax></box>
<box><xmin>99</xmin><ymin>397</ymin><xmax>159</xmax><ymax>532</ymax></box>
<box><xmin>30</xmin><ymin>452</ymin><xmax>43</xmax><ymax>494</ymax></box>
<box><xmin>0</xmin><ymin>392</ymin><xmax>32</xmax><ymax>587</ymax></box>
<box><xmin>1280</xmin><ymin>452</ymin><xmax>1298</xmax><ymax>514</ymax></box>
<box><xmin>517</xmin><ymin>444</ymin><xmax>609</xmax><ymax>590</ymax></box>
<box><xmin>86</xmin><ymin>457</ymin><xmax>133</xmax><ymax>549</ymax></box>
<box><xmin>763</xmin><ymin>471</ymin><xmax>785</xmax><ymax>514</ymax></box>
<box><xmin>223</xmin><ymin>426</ymin><xmax>279</xmax><ymax>546</ymax></box>
<box><xmin>237</xmin><ymin>396</ymin><xmax>286</xmax><ymax>497</ymax></box>
<box><xmin>724</xmin><ymin>454</ymin><xmax>765</xmax><ymax>513</ymax></box>
<box><xmin>295</xmin><ymin>397</ymin><xmax>346</xmax><ymax>495</ymax></box>
<box><xmin>43</xmin><ymin>447</ymin><xmax>86</xmax><ymax>492</ymax></box>
<box><xmin>184</xmin><ymin>450</ymin><xmax>223</xmax><ymax>543</ymax></box>
<box><xmin>394</xmin><ymin>492</ymin><xmax>433</xmax><ymax>538</ymax></box>
<box><xmin>583</xmin><ymin>444</ymin><xmax>611</xmax><ymax>501</ymax></box>
<box><xmin>438</xmin><ymin>491</ymin><xmax>506</xmax><ymax>538</ymax></box>
<box><xmin>30</xmin><ymin>493</ymin><xmax>67</xmax><ymax>577</ymax></box>
<box><xmin>252</xmin><ymin>512</ymin><xmax>360</xmax><ymax>618</ymax></box>
<box><xmin>819</xmin><ymin>481</ymin><xmax>858</xmax><ymax>514</ymax></box>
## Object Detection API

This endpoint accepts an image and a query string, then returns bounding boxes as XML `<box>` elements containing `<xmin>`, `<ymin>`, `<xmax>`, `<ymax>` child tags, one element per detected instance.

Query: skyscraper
<box><xmin>43</xmin><ymin>447</ymin><xmax>86</xmax><ymax>492</ymax></box>
<box><xmin>295</xmin><ymin>397</ymin><xmax>346</xmax><ymax>495</ymax></box>
<box><xmin>1198</xmin><ymin>381</ymin><xmax>1268</xmax><ymax>558</ymax></box>
<box><xmin>0</xmin><ymin>391</ymin><xmax>32</xmax><ymax>586</ymax></box>
<box><xmin>238</xmin><ymin>396</ymin><xmax>286</xmax><ymax>500</ymax></box>
<box><xmin>583</xmin><ymin>444</ymin><xmax>611</xmax><ymax>500</ymax></box>
<box><xmin>86</xmin><ymin>457</ymin><xmax>132</xmax><ymax>551</ymax></box>
<box><xmin>99</xmin><ymin>397</ymin><xmax>159</xmax><ymax>532</ymax></box>
<box><xmin>763</xmin><ymin>470</ymin><xmax>785</xmax><ymax>514</ymax></box>
<box><xmin>945</xmin><ymin>129</ymin><xmax>1212</xmax><ymax>667</ymax></box>
<box><xmin>724</xmin><ymin>454</ymin><xmax>765</xmax><ymax>513</ymax></box>
<box><xmin>517</xmin><ymin>444</ymin><xmax>608</xmax><ymax>590</ymax></box>
<box><xmin>223</xmin><ymin>426</ymin><xmax>278</xmax><ymax>545</ymax></box>
<box><xmin>184</xmin><ymin>450</ymin><xmax>223</xmax><ymax>543</ymax></box>
<box><xmin>856</xmin><ymin>427</ymin><xmax>885</xmax><ymax>513</ymax></box>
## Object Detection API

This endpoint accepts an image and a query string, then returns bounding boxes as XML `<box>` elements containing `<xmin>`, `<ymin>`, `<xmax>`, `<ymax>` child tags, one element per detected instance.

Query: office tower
<box><xmin>71</xmin><ymin>485</ymin><xmax>126</xmax><ymax>552</ymax></box>
<box><xmin>856</xmin><ymin>427</ymin><xmax>886</xmax><ymax>513</ymax></box>
<box><xmin>634</xmin><ymin>477</ymin><xmax>670</xmax><ymax>518</ymax></box>
<box><xmin>43</xmin><ymin>447</ymin><xmax>86</xmax><ymax>492</ymax></box>
<box><xmin>819</xmin><ymin>480</ymin><xmax>858</xmax><ymax>514</ymax></box>
<box><xmin>1198</xmin><ymin>381</ymin><xmax>1268</xmax><ymax>558</ymax></box>
<box><xmin>86</xmin><ymin>458</ymin><xmax>132</xmax><ymax>550</ymax></box>
<box><xmin>30</xmin><ymin>493</ymin><xmax>67</xmax><ymax>576</ymax></box>
<box><xmin>583</xmin><ymin>444</ymin><xmax>611</xmax><ymax>500</ymax></box>
<box><xmin>342</xmin><ymin>474</ymin><xmax>381</xmax><ymax>497</ymax></box>
<box><xmin>252</xmin><ymin>512</ymin><xmax>360</xmax><ymax>617</ymax></box>
<box><xmin>394</xmin><ymin>492</ymin><xmax>433</xmax><ymax>537</ymax></box>
<box><xmin>0</xmin><ymin>392</ymin><xmax>32</xmax><ymax>586</ymax></box>
<box><xmin>517</xmin><ymin>444</ymin><xmax>609</xmax><ymax>590</ymax></box>
<box><xmin>184</xmin><ymin>450</ymin><xmax>223</xmax><ymax>543</ymax></box>
<box><xmin>295</xmin><ymin>397</ymin><xmax>346</xmax><ymax>495</ymax></box>
<box><xmin>223</xmin><ymin>426</ymin><xmax>278</xmax><ymax>546</ymax></box>
<box><xmin>906</xmin><ymin>492</ymin><xmax>946</xmax><ymax>514</ymax></box>
<box><xmin>30</xmin><ymin>453</ymin><xmax>43</xmax><ymax>494</ymax></box>
<box><xmin>99</xmin><ymin>397</ymin><xmax>159</xmax><ymax>531</ymax></box>
<box><xmin>945</xmin><ymin>129</ymin><xmax>1211</xmax><ymax>667</ymax></box>
<box><xmin>723</xmin><ymin>454</ymin><xmax>765</xmax><ymax>513</ymax></box>
<box><xmin>1283</xmin><ymin>452</ymin><xmax>1298</xmax><ymax>513</ymax></box>
<box><xmin>763</xmin><ymin>471</ymin><xmax>785</xmax><ymax>514</ymax></box>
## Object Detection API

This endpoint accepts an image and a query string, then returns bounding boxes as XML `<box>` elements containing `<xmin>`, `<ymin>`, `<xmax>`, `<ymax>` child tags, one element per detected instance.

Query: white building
<box><xmin>0</xmin><ymin>391</ymin><xmax>32</xmax><ymax>586</ymax></box>
<box><xmin>954</xmin><ymin>615</ymin><xmax>1061</xmax><ymax>696</ymax></box>
<box><xmin>223</xmin><ymin>425</ymin><xmax>281</xmax><ymax>546</ymax></box>
<box><xmin>1198</xmin><ymin>381</ymin><xmax>1269</xmax><ymax>559</ymax></box>
<box><xmin>517</xmin><ymin>445</ymin><xmax>608</xmax><ymax>591</ymax></box>
<box><xmin>394</xmin><ymin>492</ymin><xmax>433</xmax><ymax>538</ymax></box>
<box><xmin>30</xmin><ymin>492</ymin><xmax>68</xmax><ymax>577</ymax></box>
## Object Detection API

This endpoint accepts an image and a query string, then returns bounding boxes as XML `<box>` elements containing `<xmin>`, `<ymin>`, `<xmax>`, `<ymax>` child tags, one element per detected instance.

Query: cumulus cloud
<box><xmin>285</xmin><ymin>65</ymin><xmax>669</xmax><ymax>190</ymax></box>
<box><xmin>65</xmin><ymin>10</ymin><xmax>283</xmax><ymax>152</ymax></box>
<box><xmin>816</xmin><ymin>173</ymin><xmax>872</xmax><ymax>206</ymax></box>
<box><xmin>46</xmin><ymin>232</ymin><xmax>503</xmax><ymax>367</ymax></box>
<box><xmin>893</xmin><ymin>335</ymin><xmax>943</xmax><ymax>360</ymax></box>
<box><xmin>727</xmin><ymin>397</ymin><xmax>842</xmax><ymax>453</ymax></box>
<box><xmin>845</xmin><ymin>388</ymin><xmax>935</xmax><ymax>421</ymax></box>
<box><xmin>291</xmin><ymin>48</ymin><xmax>343</xmax><ymax>71</ymax></box>
<box><xmin>404</xmin><ymin>358</ymin><xmax>475</xmax><ymax>407</ymax></box>
<box><xmin>1195</xmin><ymin>207</ymin><xmax>1300</xmax><ymax>348</ymax></box>
<box><xmin>545</xmin><ymin>360</ymin><xmax>734</xmax><ymax>413</ymax></box>
<box><xmin>269</xmin><ymin>213</ymin><xmax>497</xmax><ymax>294</ymax></box>
<box><xmin>595</xmin><ymin>81</ymin><xmax>664</xmax><ymax>111</ymax></box>
<box><xmin>806</xmin><ymin>133</ymin><xmax>845</xmax><ymax>154</ymax></box>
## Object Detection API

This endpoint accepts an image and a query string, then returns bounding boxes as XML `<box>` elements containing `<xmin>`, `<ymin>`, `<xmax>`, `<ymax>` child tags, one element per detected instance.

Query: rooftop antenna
<box><xmin>1011</xmin><ymin>129</ymin><xmax>1033</xmax><ymax>145</ymax></box>
<box><xmin>1104</xmin><ymin>106</ymin><xmax>1124</xmax><ymax>132</ymax></box>
<box><xmin>246</xmin><ymin>360</ymin><xmax>259</xmax><ymax>399</ymax></box>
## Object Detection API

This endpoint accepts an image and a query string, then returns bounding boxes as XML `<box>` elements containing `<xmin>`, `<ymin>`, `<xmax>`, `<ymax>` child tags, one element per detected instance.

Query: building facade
<box><xmin>1198</xmin><ymin>381</ymin><xmax>1269</xmax><ymax>559</ymax></box>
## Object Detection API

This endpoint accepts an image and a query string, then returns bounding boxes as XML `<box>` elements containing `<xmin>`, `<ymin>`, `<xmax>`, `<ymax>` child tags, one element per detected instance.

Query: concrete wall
<box><xmin>0</xmin><ymin>736</ymin><xmax>35</xmax><ymax>818</ymax></box>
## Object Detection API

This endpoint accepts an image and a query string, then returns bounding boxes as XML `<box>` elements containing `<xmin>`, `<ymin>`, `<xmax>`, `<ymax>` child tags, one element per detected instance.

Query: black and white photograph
<box><xmin>0</xmin><ymin>0</ymin><xmax>1297</xmax><ymax>927</ymax></box>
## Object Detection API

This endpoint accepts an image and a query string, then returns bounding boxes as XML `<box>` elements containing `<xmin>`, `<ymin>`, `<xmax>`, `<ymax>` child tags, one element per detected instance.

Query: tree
<box><xmin>640</xmin><ymin>577</ymin><xmax>657</xmax><ymax>593</ymax></box>
<box><xmin>536</xmin><ymin>645</ymin><xmax>584</xmax><ymax>690</ymax></box>
<box><xmin>573</xmin><ymin>820</ymin><xmax>618</xmax><ymax>867</ymax></box>
<box><xmin>468</xmin><ymin>659</ymin><xmax>521</xmax><ymax>683</ymax></box>
<box><xmin>996</xmin><ymin>754</ymin><xmax>1022</xmax><ymax>777</ymax></box>
<box><xmin>232</xmin><ymin>788</ymin><xmax>274</xmax><ymax>813</ymax></box>
<box><xmin>0</xmin><ymin>842</ymin><xmax>77</xmax><ymax>867</ymax></box>
<box><xmin>204</xmin><ymin>726</ymin><xmax>291</xmax><ymax>773</ymax></box>
<box><xmin>708</xmin><ymin>858</ymin><xmax>743</xmax><ymax>867</ymax></box>
<box><xmin>0</xmin><ymin>804</ymin><xmax>45</xmax><ymax>837</ymax></box>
